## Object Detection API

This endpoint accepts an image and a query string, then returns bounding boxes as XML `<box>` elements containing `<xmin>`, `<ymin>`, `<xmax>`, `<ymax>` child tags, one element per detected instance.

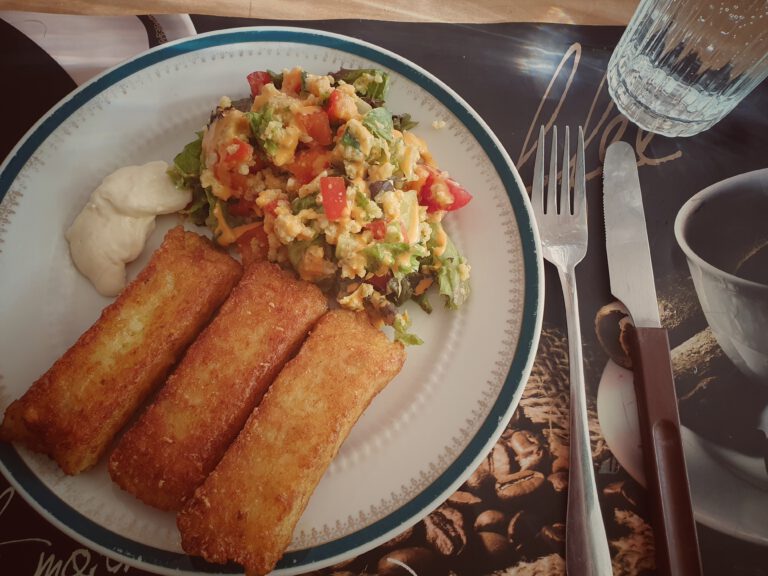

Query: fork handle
<box><xmin>559</xmin><ymin>267</ymin><xmax>613</xmax><ymax>576</ymax></box>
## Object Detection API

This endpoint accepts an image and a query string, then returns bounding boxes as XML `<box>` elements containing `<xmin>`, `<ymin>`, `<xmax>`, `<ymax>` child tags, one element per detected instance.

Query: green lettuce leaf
<box><xmin>429</xmin><ymin>222</ymin><xmax>470</xmax><ymax>310</ymax></box>
<box><xmin>364</xmin><ymin>242</ymin><xmax>411</xmax><ymax>273</ymax></box>
<box><xmin>167</xmin><ymin>132</ymin><xmax>210</xmax><ymax>225</ymax></box>
<box><xmin>246</xmin><ymin>105</ymin><xmax>280</xmax><ymax>157</ymax></box>
<box><xmin>179</xmin><ymin>186</ymin><xmax>217</xmax><ymax>228</ymax></box>
<box><xmin>355</xmin><ymin>190</ymin><xmax>383</xmax><ymax>219</ymax></box>
<box><xmin>362</xmin><ymin>107</ymin><xmax>393</xmax><ymax>142</ymax></box>
<box><xmin>436</xmin><ymin>238</ymin><xmax>470</xmax><ymax>309</ymax></box>
<box><xmin>167</xmin><ymin>131</ymin><xmax>203</xmax><ymax>187</ymax></box>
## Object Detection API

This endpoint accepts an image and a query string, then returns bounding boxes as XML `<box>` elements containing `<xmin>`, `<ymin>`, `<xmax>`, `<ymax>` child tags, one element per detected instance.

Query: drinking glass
<box><xmin>607</xmin><ymin>0</ymin><xmax>768</xmax><ymax>137</ymax></box>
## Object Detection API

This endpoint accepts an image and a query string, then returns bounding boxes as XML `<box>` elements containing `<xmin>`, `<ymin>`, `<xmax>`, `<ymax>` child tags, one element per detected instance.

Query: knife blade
<box><xmin>603</xmin><ymin>141</ymin><xmax>702</xmax><ymax>576</ymax></box>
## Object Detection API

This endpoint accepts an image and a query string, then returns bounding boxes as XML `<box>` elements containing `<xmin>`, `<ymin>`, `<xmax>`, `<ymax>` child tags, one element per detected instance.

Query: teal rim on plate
<box><xmin>0</xmin><ymin>27</ymin><xmax>542</xmax><ymax>574</ymax></box>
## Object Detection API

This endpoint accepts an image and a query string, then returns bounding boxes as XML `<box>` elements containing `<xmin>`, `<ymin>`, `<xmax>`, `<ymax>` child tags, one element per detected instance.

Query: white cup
<box><xmin>675</xmin><ymin>168</ymin><xmax>768</xmax><ymax>384</ymax></box>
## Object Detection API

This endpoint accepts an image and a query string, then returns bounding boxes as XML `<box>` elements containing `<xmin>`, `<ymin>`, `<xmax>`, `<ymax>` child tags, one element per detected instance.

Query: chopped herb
<box><xmin>267</xmin><ymin>69</ymin><xmax>283</xmax><ymax>88</ymax></box>
<box><xmin>413</xmin><ymin>292</ymin><xmax>433</xmax><ymax>314</ymax></box>
<box><xmin>341</xmin><ymin>129</ymin><xmax>361</xmax><ymax>150</ymax></box>
<box><xmin>393</xmin><ymin>113</ymin><xmax>419</xmax><ymax>132</ymax></box>
<box><xmin>291</xmin><ymin>194</ymin><xmax>318</xmax><ymax>213</ymax></box>
<box><xmin>386</xmin><ymin>275</ymin><xmax>413</xmax><ymax>306</ymax></box>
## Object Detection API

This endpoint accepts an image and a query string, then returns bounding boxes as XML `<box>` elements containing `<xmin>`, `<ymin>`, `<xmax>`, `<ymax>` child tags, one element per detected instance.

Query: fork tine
<box><xmin>532</xmin><ymin>126</ymin><xmax>545</xmax><ymax>214</ymax></box>
<box><xmin>561</xmin><ymin>126</ymin><xmax>571</xmax><ymax>216</ymax></box>
<box><xmin>547</xmin><ymin>125</ymin><xmax>558</xmax><ymax>215</ymax></box>
<box><xmin>574</xmin><ymin>126</ymin><xmax>586</xmax><ymax>217</ymax></box>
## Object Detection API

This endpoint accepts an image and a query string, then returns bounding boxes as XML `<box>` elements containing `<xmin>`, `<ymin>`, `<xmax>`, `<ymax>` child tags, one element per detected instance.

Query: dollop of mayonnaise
<box><xmin>65</xmin><ymin>161</ymin><xmax>191</xmax><ymax>296</ymax></box>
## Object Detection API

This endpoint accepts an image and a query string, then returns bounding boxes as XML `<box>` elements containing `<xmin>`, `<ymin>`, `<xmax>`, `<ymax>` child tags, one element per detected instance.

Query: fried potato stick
<box><xmin>177</xmin><ymin>310</ymin><xmax>406</xmax><ymax>576</ymax></box>
<box><xmin>0</xmin><ymin>227</ymin><xmax>242</xmax><ymax>474</ymax></box>
<box><xmin>109</xmin><ymin>261</ymin><xmax>328</xmax><ymax>510</ymax></box>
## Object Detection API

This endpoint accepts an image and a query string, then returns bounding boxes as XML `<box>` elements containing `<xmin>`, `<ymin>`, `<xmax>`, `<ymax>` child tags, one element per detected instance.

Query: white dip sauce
<box><xmin>65</xmin><ymin>160</ymin><xmax>191</xmax><ymax>296</ymax></box>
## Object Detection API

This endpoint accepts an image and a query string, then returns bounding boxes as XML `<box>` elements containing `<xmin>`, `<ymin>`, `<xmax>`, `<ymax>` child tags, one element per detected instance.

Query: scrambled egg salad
<box><xmin>169</xmin><ymin>67</ymin><xmax>472</xmax><ymax>344</ymax></box>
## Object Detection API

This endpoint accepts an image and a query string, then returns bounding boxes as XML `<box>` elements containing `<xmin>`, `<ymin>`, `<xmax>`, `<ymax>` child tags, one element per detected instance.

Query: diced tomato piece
<box><xmin>263</xmin><ymin>199</ymin><xmax>280</xmax><ymax>216</ymax></box>
<box><xmin>227</xmin><ymin>198</ymin><xmax>256</xmax><ymax>217</ymax></box>
<box><xmin>445</xmin><ymin>179</ymin><xmax>473</xmax><ymax>211</ymax></box>
<box><xmin>320</xmin><ymin>176</ymin><xmax>347</xmax><ymax>221</ymax></box>
<box><xmin>296</xmin><ymin>110</ymin><xmax>332</xmax><ymax>146</ymax></box>
<box><xmin>405</xmin><ymin>164</ymin><xmax>430</xmax><ymax>191</ymax></box>
<box><xmin>418</xmin><ymin>171</ymin><xmax>439</xmax><ymax>212</ymax></box>
<box><xmin>366</xmin><ymin>273</ymin><xmax>390</xmax><ymax>292</ymax></box>
<box><xmin>326</xmin><ymin>89</ymin><xmax>356</xmax><ymax>124</ymax></box>
<box><xmin>287</xmin><ymin>146</ymin><xmax>332</xmax><ymax>184</ymax></box>
<box><xmin>282</xmin><ymin>68</ymin><xmax>303</xmax><ymax>96</ymax></box>
<box><xmin>249</xmin><ymin>153</ymin><xmax>267</xmax><ymax>173</ymax></box>
<box><xmin>418</xmin><ymin>167</ymin><xmax>473</xmax><ymax>212</ymax></box>
<box><xmin>326</xmin><ymin>90</ymin><xmax>343</xmax><ymax>123</ymax></box>
<box><xmin>367</xmin><ymin>219</ymin><xmax>387</xmax><ymax>240</ymax></box>
<box><xmin>235</xmin><ymin>224</ymin><xmax>269</xmax><ymax>267</ymax></box>
<box><xmin>218</xmin><ymin>138</ymin><xmax>253</xmax><ymax>167</ymax></box>
<box><xmin>247</xmin><ymin>71</ymin><xmax>272</xmax><ymax>97</ymax></box>
<box><xmin>214</xmin><ymin>163</ymin><xmax>249</xmax><ymax>196</ymax></box>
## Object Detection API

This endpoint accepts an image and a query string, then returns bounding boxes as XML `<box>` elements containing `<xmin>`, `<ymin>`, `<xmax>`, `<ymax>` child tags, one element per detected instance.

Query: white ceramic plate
<box><xmin>597</xmin><ymin>360</ymin><xmax>768</xmax><ymax>546</ymax></box>
<box><xmin>0</xmin><ymin>28</ymin><xmax>542</xmax><ymax>575</ymax></box>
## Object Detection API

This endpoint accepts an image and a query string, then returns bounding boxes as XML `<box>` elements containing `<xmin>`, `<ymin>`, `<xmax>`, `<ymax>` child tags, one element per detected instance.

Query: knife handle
<box><xmin>627</xmin><ymin>326</ymin><xmax>702</xmax><ymax>576</ymax></box>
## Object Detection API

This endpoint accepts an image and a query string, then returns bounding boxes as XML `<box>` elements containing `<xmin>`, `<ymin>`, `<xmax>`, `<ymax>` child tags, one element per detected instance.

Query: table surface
<box><xmin>0</xmin><ymin>8</ymin><xmax>767</xmax><ymax>576</ymax></box>
<box><xmin>1</xmin><ymin>0</ymin><xmax>640</xmax><ymax>24</ymax></box>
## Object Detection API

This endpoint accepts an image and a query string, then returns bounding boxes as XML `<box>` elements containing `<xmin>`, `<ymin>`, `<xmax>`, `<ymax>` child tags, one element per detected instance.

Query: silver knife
<box><xmin>603</xmin><ymin>141</ymin><xmax>702</xmax><ymax>576</ymax></box>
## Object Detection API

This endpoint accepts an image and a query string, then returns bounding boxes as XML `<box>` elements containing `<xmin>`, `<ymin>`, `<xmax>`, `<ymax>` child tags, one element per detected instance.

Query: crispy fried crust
<box><xmin>177</xmin><ymin>310</ymin><xmax>406</xmax><ymax>576</ymax></box>
<box><xmin>0</xmin><ymin>227</ymin><xmax>242</xmax><ymax>475</ymax></box>
<box><xmin>108</xmin><ymin>261</ymin><xmax>328</xmax><ymax>510</ymax></box>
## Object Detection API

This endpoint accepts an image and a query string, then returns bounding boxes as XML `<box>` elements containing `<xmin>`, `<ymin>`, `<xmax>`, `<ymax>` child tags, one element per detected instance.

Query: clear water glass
<box><xmin>607</xmin><ymin>0</ymin><xmax>768</xmax><ymax>137</ymax></box>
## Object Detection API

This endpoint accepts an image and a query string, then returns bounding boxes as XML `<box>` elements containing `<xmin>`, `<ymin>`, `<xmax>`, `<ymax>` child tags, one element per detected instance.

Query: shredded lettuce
<box><xmin>291</xmin><ymin>194</ymin><xmax>318</xmax><ymax>213</ymax></box>
<box><xmin>393</xmin><ymin>312</ymin><xmax>423</xmax><ymax>346</ymax></box>
<box><xmin>427</xmin><ymin>221</ymin><xmax>470</xmax><ymax>309</ymax></box>
<box><xmin>331</xmin><ymin>68</ymin><xmax>390</xmax><ymax>104</ymax></box>
<box><xmin>167</xmin><ymin>131</ymin><xmax>203</xmax><ymax>188</ymax></box>
<box><xmin>246</xmin><ymin>105</ymin><xmax>280</xmax><ymax>157</ymax></box>
<box><xmin>166</xmin><ymin>132</ymin><xmax>212</xmax><ymax>225</ymax></box>
<box><xmin>364</xmin><ymin>241</ymin><xmax>410</xmax><ymax>269</ymax></box>
<box><xmin>362</xmin><ymin>108</ymin><xmax>393</xmax><ymax>142</ymax></box>
<box><xmin>191</xmin><ymin>188</ymin><xmax>219</xmax><ymax>229</ymax></box>
<box><xmin>355</xmin><ymin>190</ymin><xmax>383</xmax><ymax>219</ymax></box>
<box><xmin>364</xmin><ymin>242</ymin><xmax>422</xmax><ymax>277</ymax></box>
<box><xmin>287</xmin><ymin>240</ymin><xmax>312</xmax><ymax>271</ymax></box>
<box><xmin>246</xmin><ymin>109</ymin><xmax>264</xmax><ymax>136</ymax></box>
<box><xmin>436</xmin><ymin>236</ymin><xmax>470</xmax><ymax>309</ymax></box>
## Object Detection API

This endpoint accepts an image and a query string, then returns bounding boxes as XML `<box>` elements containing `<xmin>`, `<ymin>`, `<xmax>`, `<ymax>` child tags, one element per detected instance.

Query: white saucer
<box><xmin>0</xmin><ymin>11</ymin><xmax>196</xmax><ymax>84</ymax></box>
<box><xmin>596</xmin><ymin>360</ymin><xmax>768</xmax><ymax>546</ymax></box>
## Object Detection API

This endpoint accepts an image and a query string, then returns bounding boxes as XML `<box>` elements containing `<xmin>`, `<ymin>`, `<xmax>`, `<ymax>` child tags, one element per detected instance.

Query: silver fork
<box><xmin>531</xmin><ymin>126</ymin><xmax>612</xmax><ymax>575</ymax></box>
